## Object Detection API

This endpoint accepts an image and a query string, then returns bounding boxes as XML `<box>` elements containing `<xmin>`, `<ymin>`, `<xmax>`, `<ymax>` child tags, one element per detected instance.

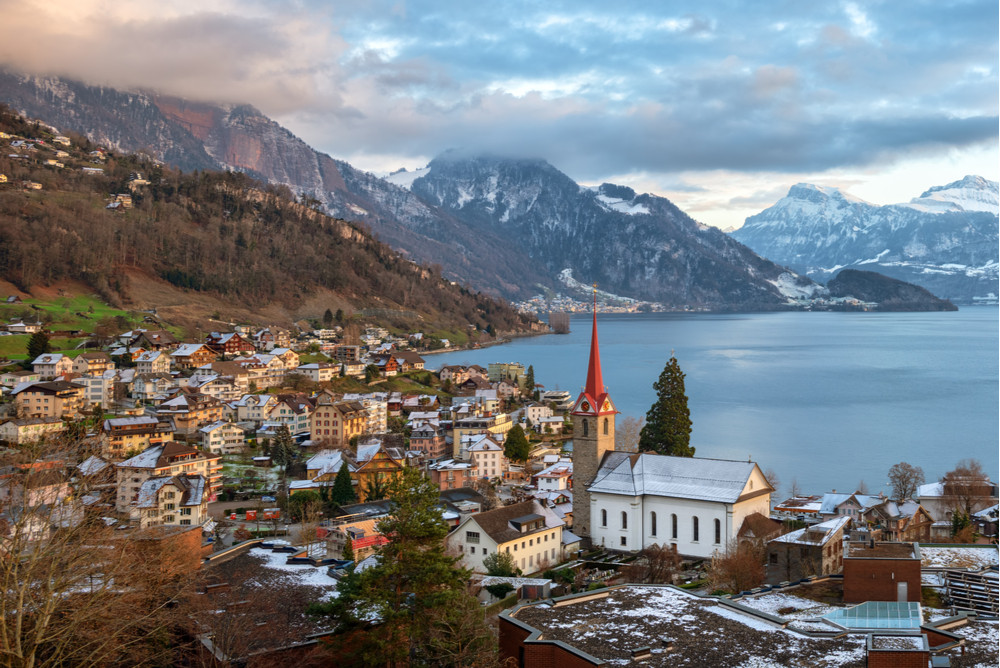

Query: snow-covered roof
<box><xmin>916</xmin><ymin>482</ymin><xmax>945</xmax><ymax>498</ymax></box>
<box><xmin>771</xmin><ymin>516</ymin><xmax>850</xmax><ymax>546</ymax></box>
<box><xmin>535</xmin><ymin>462</ymin><xmax>572</xmax><ymax>478</ymax></box>
<box><xmin>77</xmin><ymin>455</ymin><xmax>109</xmax><ymax>476</ymax></box>
<box><xmin>356</xmin><ymin>443</ymin><xmax>381</xmax><ymax>462</ymax></box>
<box><xmin>819</xmin><ymin>493</ymin><xmax>882</xmax><ymax>515</ymax></box>
<box><xmin>32</xmin><ymin>353</ymin><xmax>65</xmax><ymax>365</ymax></box>
<box><xmin>118</xmin><ymin>445</ymin><xmax>166</xmax><ymax>469</ymax></box>
<box><xmin>172</xmin><ymin>343</ymin><xmax>207</xmax><ymax>357</ymax></box>
<box><xmin>588</xmin><ymin>452</ymin><xmax>759</xmax><ymax>503</ymax></box>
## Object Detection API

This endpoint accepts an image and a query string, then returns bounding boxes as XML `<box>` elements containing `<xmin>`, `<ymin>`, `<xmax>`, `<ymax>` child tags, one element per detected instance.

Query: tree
<box><xmin>362</xmin><ymin>475</ymin><xmax>391</xmax><ymax>503</ymax></box>
<box><xmin>270</xmin><ymin>425</ymin><xmax>296</xmax><ymax>493</ymax></box>
<box><xmin>483</xmin><ymin>550</ymin><xmax>521</xmax><ymax>577</ymax></box>
<box><xmin>615</xmin><ymin>415</ymin><xmax>645</xmax><ymax>453</ymax></box>
<box><xmin>26</xmin><ymin>330</ymin><xmax>51</xmax><ymax>361</ymax></box>
<box><xmin>638</xmin><ymin>355</ymin><xmax>694</xmax><ymax>457</ymax></box>
<box><xmin>287</xmin><ymin>490</ymin><xmax>322</xmax><ymax>523</ymax></box>
<box><xmin>503</xmin><ymin>424</ymin><xmax>531</xmax><ymax>463</ymax></box>
<box><xmin>707</xmin><ymin>539</ymin><xmax>765</xmax><ymax>594</ymax></box>
<box><xmin>323</xmin><ymin>308</ymin><xmax>334</xmax><ymax>326</ymax></box>
<box><xmin>856</xmin><ymin>480</ymin><xmax>870</xmax><ymax>494</ymax></box>
<box><xmin>941</xmin><ymin>459</ymin><xmax>994</xmax><ymax>517</ymax></box>
<box><xmin>473</xmin><ymin>477</ymin><xmax>499</xmax><ymax>511</ymax></box>
<box><xmin>331</xmin><ymin>462</ymin><xmax>356</xmax><ymax>506</ymax></box>
<box><xmin>335</xmin><ymin>308</ymin><xmax>344</xmax><ymax>324</ymax></box>
<box><xmin>342</xmin><ymin>535</ymin><xmax>355</xmax><ymax>562</ymax></box>
<box><xmin>622</xmin><ymin>543</ymin><xmax>682</xmax><ymax>584</ymax></box>
<box><xmin>763</xmin><ymin>468</ymin><xmax>781</xmax><ymax>496</ymax></box>
<box><xmin>887</xmin><ymin>462</ymin><xmax>925</xmax><ymax>500</ymax></box>
<box><xmin>312</xmin><ymin>467</ymin><xmax>495</xmax><ymax>665</ymax></box>
<box><xmin>525</xmin><ymin>364</ymin><xmax>536</xmax><ymax>398</ymax></box>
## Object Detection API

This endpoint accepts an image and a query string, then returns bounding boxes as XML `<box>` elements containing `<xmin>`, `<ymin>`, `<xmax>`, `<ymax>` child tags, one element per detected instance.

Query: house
<box><xmin>32</xmin><ymin>353</ymin><xmax>73</xmax><ymax>379</ymax></box>
<box><xmin>155</xmin><ymin>392</ymin><xmax>225</xmax><ymax>435</ymax></box>
<box><xmin>736</xmin><ymin>511</ymin><xmax>783</xmax><ymax>552</ymax></box>
<box><xmin>77</xmin><ymin>368</ymin><xmax>118</xmax><ymax>410</ymax></box>
<box><xmin>72</xmin><ymin>352</ymin><xmax>113</xmax><ymax>376</ymax></box>
<box><xmin>818</xmin><ymin>492</ymin><xmax>885</xmax><ymax>522</ymax></box>
<box><xmin>533</xmin><ymin>460</ymin><xmax>572</xmax><ymax>491</ymax></box>
<box><xmin>327</xmin><ymin>518</ymin><xmax>388</xmax><ymax>560</ymax></box>
<box><xmin>198</xmin><ymin>421</ymin><xmax>247</xmax><ymax>455</ymax></box>
<box><xmin>535</xmin><ymin>416</ymin><xmax>565</xmax><ymax>435</ymax></box>
<box><xmin>204</xmin><ymin>331</ymin><xmax>256</xmax><ymax>356</ymax></box>
<box><xmin>251</xmin><ymin>327</ymin><xmax>291</xmax><ymax>351</ymax></box>
<box><xmin>446</xmin><ymin>500</ymin><xmax>566</xmax><ymax>575</ymax></box>
<box><xmin>12</xmin><ymin>381</ymin><xmax>86</xmax><ymax>419</ymax></box>
<box><xmin>331</xmin><ymin>345</ymin><xmax>361</xmax><ymax>362</ymax></box>
<box><xmin>842</xmin><ymin>541</ymin><xmax>923</xmax><ymax>603</ymax></box>
<box><xmin>860</xmin><ymin>499</ymin><xmax>935</xmax><ymax>542</ymax></box>
<box><xmin>466</xmin><ymin>434</ymin><xmax>506</xmax><ymax>480</ymax></box>
<box><xmin>353</xmin><ymin>444</ymin><xmax>406</xmax><ymax>502</ymax></box>
<box><xmin>452</xmin><ymin>413</ymin><xmax>513</xmax><ymax>458</ymax></box>
<box><xmin>427</xmin><ymin>459</ymin><xmax>478</xmax><ymax>491</ymax></box>
<box><xmin>8</xmin><ymin>321</ymin><xmax>43</xmax><ymax>334</ymax></box>
<box><xmin>765</xmin><ymin>516</ymin><xmax>850</xmax><ymax>584</ymax></box>
<box><xmin>310</xmin><ymin>395</ymin><xmax>367</xmax><ymax>448</ymax></box>
<box><xmin>170</xmin><ymin>343</ymin><xmax>217</xmax><ymax>370</ymax></box>
<box><xmin>438</xmin><ymin>365</ymin><xmax>470</xmax><ymax>385</ymax></box>
<box><xmin>135</xmin><ymin>350</ymin><xmax>170</xmax><ymax>375</ymax></box>
<box><xmin>0</xmin><ymin>417</ymin><xmax>64</xmax><ymax>445</ymax></box>
<box><xmin>133</xmin><ymin>372</ymin><xmax>177</xmax><ymax>403</ymax></box>
<box><xmin>524</xmin><ymin>403</ymin><xmax>553</xmax><ymax>425</ymax></box>
<box><xmin>305</xmin><ymin>449</ymin><xmax>353</xmax><ymax>481</ymax></box>
<box><xmin>128</xmin><ymin>474</ymin><xmax>209</xmax><ymax>529</ymax></box>
<box><xmin>410</xmin><ymin>421</ymin><xmax>447</xmax><ymax>459</ymax></box>
<box><xmin>916</xmin><ymin>480</ymin><xmax>999</xmax><ymax>539</ymax></box>
<box><xmin>102</xmin><ymin>416</ymin><xmax>174</xmax><ymax>458</ymax></box>
<box><xmin>297</xmin><ymin>362</ymin><xmax>338</xmax><ymax>383</ymax></box>
<box><xmin>232</xmin><ymin>394</ymin><xmax>279</xmax><ymax>425</ymax></box>
<box><xmin>487</xmin><ymin>362</ymin><xmax>525</xmax><ymax>385</ymax></box>
<box><xmin>772</xmin><ymin>494</ymin><xmax>824</xmax><ymax>520</ymax></box>
<box><xmin>130</xmin><ymin>330</ymin><xmax>178</xmax><ymax>350</ymax></box>
<box><xmin>115</xmin><ymin>442</ymin><xmax>222</xmax><ymax>510</ymax></box>
<box><xmin>393</xmin><ymin>350</ymin><xmax>425</xmax><ymax>372</ymax></box>
<box><xmin>1</xmin><ymin>369</ymin><xmax>40</xmax><ymax>387</ymax></box>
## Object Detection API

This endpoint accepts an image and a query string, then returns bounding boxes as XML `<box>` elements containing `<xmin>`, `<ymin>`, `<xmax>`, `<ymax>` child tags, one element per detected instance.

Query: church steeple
<box><xmin>573</xmin><ymin>287</ymin><xmax>617</xmax><ymax>417</ymax></box>
<box><xmin>571</xmin><ymin>286</ymin><xmax>617</xmax><ymax>542</ymax></box>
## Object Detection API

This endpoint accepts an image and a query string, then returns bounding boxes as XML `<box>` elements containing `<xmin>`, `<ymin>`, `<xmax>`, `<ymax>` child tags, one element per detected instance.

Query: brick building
<box><xmin>842</xmin><ymin>541</ymin><xmax>922</xmax><ymax>603</ymax></box>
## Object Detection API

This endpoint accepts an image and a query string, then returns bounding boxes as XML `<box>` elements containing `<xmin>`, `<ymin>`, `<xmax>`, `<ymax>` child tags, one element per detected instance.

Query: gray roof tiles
<box><xmin>588</xmin><ymin>452</ymin><xmax>759</xmax><ymax>503</ymax></box>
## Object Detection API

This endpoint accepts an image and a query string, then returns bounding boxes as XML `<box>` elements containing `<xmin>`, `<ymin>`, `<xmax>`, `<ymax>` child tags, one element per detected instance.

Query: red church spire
<box><xmin>573</xmin><ymin>285</ymin><xmax>616</xmax><ymax>416</ymax></box>
<box><xmin>584</xmin><ymin>285</ymin><xmax>604</xmax><ymax>402</ymax></box>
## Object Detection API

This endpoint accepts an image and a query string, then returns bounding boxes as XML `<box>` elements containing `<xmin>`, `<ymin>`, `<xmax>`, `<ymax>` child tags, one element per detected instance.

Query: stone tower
<box><xmin>571</xmin><ymin>290</ymin><xmax>617</xmax><ymax>541</ymax></box>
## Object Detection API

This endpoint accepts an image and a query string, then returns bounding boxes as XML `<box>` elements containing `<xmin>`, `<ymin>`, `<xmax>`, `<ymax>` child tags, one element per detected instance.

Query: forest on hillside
<box><xmin>0</xmin><ymin>105</ymin><xmax>537</xmax><ymax>334</ymax></box>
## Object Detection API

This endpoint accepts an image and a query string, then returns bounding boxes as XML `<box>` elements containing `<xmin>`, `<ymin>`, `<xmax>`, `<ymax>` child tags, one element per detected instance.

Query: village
<box><xmin>0</xmin><ymin>301</ymin><xmax>997</xmax><ymax>666</ymax></box>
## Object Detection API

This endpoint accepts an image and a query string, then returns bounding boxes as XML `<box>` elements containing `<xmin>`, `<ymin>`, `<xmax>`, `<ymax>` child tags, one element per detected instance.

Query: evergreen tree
<box><xmin>525</xmin><ymin>364</ymin><xmax>536</xmax><ymax>398</ymax></box>
<box><xmin>638</xmin><ymin>355</ymin><xmax>694</xmax><ymax>457</ymax></box>
<box><xmin>342</xmin><ymin>534</ymin><xmax>355</xmax><ymax>562</ymax></box>
<box><xmin>335</xmin><ymin>308</ymin><xmax>344</xmax><ymax>324</ymax></box>
<box><xmin>483</xmin><ymin>550</ymin><xmax>521</xmax><ymax>577</ymax></box>
<box><xmin>312</xmin><ymin>467</ymin><xmax>493</xmax><ymax>665</ymax></box>
<box><xmin>503</xmin><ymin>424</ymin><xmax>531</xmax><ymax>463</ymax></box>
<box><xmin>26</xmin><ymin>331</ymin><xmax>51</xmax><ymax>361</ymax></box>
<box><xmin>323</xmin><ymin>308</ymin><xmax>334</xmax><ymax>326</ymax></box>
<box><xmin>331</xmin><ymin>462</ymin><xmax>356</xmax><ymax>506</ymax></box>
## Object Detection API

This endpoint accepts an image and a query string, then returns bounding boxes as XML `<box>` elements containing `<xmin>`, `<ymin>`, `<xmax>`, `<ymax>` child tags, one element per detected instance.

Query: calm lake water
<box><xmin>430</xmin><ymin>307</ymin><xmax>999</xmax><ymax>497</ymax></box>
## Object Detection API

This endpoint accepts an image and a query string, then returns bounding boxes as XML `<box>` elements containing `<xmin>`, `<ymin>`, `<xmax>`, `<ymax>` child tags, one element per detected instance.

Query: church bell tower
<box><xmin>571</xmin><ymin>288</ymin><xmax>617</xmax><ymax>541</ymax></box>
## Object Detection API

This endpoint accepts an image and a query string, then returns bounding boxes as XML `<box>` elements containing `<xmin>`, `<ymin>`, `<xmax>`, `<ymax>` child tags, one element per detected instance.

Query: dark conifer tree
<box><xmin>638</xmin><ymin>355</ymin><xmax>694</xmax><ymax>457</ymax></box>
<box><xmin>331</xmin><ymin>462</ymin><xmax>356</xmax><ymax>506</ymax></box>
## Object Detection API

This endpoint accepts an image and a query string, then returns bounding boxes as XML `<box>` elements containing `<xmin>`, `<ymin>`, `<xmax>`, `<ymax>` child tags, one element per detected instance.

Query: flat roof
<box><xmin>822</xmin><ymin>602</ymin><xmax>922</xmax><ymax>630</ymax></box>
<box><xmin>847</xmin><ymin>542</ymin><xmax>918</xmax><ymax>559</ymax></box>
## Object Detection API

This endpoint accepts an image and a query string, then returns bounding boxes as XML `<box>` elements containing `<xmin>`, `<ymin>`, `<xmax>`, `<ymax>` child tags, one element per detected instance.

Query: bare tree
<box><xmin>856</xmin><ymin>480</ymin><xmax>870</xmax><ymax>495</ymax></box>
<box><xmin>789</xmin><ymin>478</ymin><xmax>802</xmax><ymax>498</ymax></box>
<box><xmin>762</xmin><ymin>468</ymin><xmax>781</xmax><ymax>496</ymax></box>
<box><xmin>887</xmin><ymin>462</ymin><xmax>925</xmax><ymax>500</ymax></box>
<box><xmin>707</xmin><ymin>539</ymin><xmax>765</xmax><ymax>594</ymax></box>
<box><xmin>942</xmin><ymin>459</ymin><xmax>995</xmax><ymax>517</ymax></box>
<box><xmin>0</xmin><ymin>446</ymin><xmax>196</xmax><ymax>667</ymax></box>
<box><xmin>614</xmin><ymin>416</ymin><xmax>645</xmax><ymax>453</ymax></box>
<box><xmin>473</xmin><ymin>478</ymin><xmax>499</xmax><ymax>511</ymax></box>
<box><xmin>622</xmin><ymin>543</ymin><xmax>682</xmax><ymax>584</ymax></box>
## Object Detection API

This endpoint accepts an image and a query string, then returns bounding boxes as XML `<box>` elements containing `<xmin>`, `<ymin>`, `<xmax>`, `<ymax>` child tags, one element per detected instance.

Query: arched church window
<box><xmin>693</xmin><ymin>517</ymin><xmax>700</xmax><ymax>542</ymax></box>
<box><xmin>621</xmin><ymin>511</ymin><xmax>628</xmax><ymax>529</ymax></box>
<box><xmin>651</xmin><ymin>512</ymin><xmax>657</xmax><ymax>536</ymax></box>
<box><xmin>671</xmin><ymin>514</ymin><xmax>677</xmax><ymax>539</ymax></box>
<box><xmin>601</xmin><ymin>509</ymin><xmax>607</xmax><ymax>527</ymax></box>
<box><xmin>582</xmin><ymin>419</ymin><xmax>588</xmax><ymax>437</ymax></box>
<box><xmin>603</xmin><ymin>418</ymin><xmax>608</xmax><ymax>435</ymax></box>
<box><xmin>714</xmin><ymin>519</ymin><xmax>721</xmax><ymax>544</ymax></box>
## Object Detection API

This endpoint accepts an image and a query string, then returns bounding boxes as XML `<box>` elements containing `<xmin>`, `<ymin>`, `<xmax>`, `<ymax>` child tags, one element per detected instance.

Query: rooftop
<box><xmin>846</xmin><ymin>542</ymin><xmax>919</xmax><ymax>560</ymax></box>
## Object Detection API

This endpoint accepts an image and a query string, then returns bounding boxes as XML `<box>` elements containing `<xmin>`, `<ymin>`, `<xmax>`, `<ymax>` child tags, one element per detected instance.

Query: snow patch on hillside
<box><xmin>384</xmin><ymin>167</ymin><xmax>430</xmax><ymax>189</ymax></box>
<box><xmin>769</xmin><ymin>272</ymin><xmax>827</xmax><ymax>300</ymax></box>
<box><xmin>595</xmin><ymin>194</ymin><xmax>649</xmax><ymax>216</ymax></box>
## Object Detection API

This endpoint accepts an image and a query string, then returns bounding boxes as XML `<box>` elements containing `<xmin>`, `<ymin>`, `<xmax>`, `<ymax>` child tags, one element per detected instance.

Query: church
<box><xmin>571</xmin><ymin>293</ymin><xmax>773</xmax><ymax>559</ymax></box>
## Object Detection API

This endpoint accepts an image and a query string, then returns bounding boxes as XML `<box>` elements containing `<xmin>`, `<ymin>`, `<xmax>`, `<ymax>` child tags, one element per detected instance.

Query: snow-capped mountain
<box><xmin>401</xmin><ymin>152</ymin><xmax>821</xmax><ymax>308</ymax></box>
<box><xmin>731</xmin><ymin>178</ymin><xmax>999</xmax><ymax>303</ymax></box>
<box><xmin>0</xmin><ymin>71</ymin><xmax>821</xmax><ymax>308</ymax></box>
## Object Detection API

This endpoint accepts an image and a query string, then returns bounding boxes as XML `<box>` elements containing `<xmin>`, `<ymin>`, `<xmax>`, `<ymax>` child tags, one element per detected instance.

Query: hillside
<box><xmin>827</xmin><ymin>269</ymin><xmax>958</xmax><ymax>312</ymax></box>
<box><xmin>0</xmin><ymin>105</ymin><xmax>539</xmax><ymax>340</ymax></box>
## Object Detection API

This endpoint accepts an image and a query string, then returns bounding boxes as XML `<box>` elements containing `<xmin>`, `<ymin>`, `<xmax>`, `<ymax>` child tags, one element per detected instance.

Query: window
<box><xmin>603</xmin><ymin>418</ymin><xmax>608</xmax><ymax>435</ymax></box>
<box><xmin>714</xmin><ymin>519</ymin><xmax>721</xmax><ymax>544</ymax></box>
<box><xmin>769</xmin><ymin>553</ymin><xmax>777</xmax><ymax>564</ymax></box>
<box><xmin>466</xmin><ymin>531</ymin><xmax>479</xmax><ymax>544</ymax></box>
<box><xmin>482</xmin><ymin>547</ymin><xmax>487</xmax><ymax>555</ymax></box>
<box><xmin>620</xmin><ymin>536</ymin><xmax>627</xmax><ymax>546</ymax></box>
<box><xmin>582</xmin><ymin>419</ymin><xmax>588</xmax><ymax>437</ymax></box>
<box><xmin>621</xmin><ymin>511</ymin><xmax>628</xmax><ymax>529</ymax></box>
<box><xmin>601</xmin><ymin>509</ymin><xmax>607</xmax><ymax>527</ymax></box>
<box><xmin>671</xmin><ymin>514</ymin><xmax>678</xmax><ymax>539</ymax></box>
<box><xmin>651</xmin><ymin>512</ymin><xmax>657</xmax><ymax>536</ymax></box>
<box><xmin>692</xmin><ymin>517</ymin><xmax>699</xmax><ymax>542</ymax></box>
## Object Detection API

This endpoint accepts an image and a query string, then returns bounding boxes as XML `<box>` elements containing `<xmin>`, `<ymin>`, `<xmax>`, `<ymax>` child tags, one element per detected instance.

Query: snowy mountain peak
<box><xmin>786</xmin><ymin>183</ymin><xmax>871</xmax><ymax>205</ymax></box>
<box><xmin>900</xmin><ymin>175</ymin><xmax>999</xmax><ymax>214</ymax></box>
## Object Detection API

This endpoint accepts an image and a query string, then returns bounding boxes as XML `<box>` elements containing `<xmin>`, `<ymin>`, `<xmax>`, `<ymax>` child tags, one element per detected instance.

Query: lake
<box><xmin>428</xmin><ymin>307</ymin><xmax>999</xmax><ymax>498</ymax></box>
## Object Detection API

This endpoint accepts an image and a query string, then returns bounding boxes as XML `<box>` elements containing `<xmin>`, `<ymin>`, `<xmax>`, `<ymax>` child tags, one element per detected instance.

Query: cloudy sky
<box><xmin>1</xmin><ymin>0</ymin><xmax>996</xmax><ymax>227</ymax></box>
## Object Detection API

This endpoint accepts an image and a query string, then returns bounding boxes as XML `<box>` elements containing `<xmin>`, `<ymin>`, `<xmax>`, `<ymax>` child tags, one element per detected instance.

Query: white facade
<box><xmin>587</xmin><ymin>454</ymin><xmax>773</xmax><ymax>559</ymax></box>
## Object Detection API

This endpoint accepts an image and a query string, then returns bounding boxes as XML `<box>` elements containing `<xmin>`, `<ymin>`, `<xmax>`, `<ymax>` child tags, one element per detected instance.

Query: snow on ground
<box><xmin>595</xmin><ymin>194</ymin><xmax>650</xmax><ymax>216</ymax></box>
<box><xmin>769</xmin><ymin>271</ymin><xmax>827</xmax><ymax>300</ymax></box>
<box><xmin>920</xmin><ymin>546</ymin><xmax>999</xmax><ymax>570</ymax></box>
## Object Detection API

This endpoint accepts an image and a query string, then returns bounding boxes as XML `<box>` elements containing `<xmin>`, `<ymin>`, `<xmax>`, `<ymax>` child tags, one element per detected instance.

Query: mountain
<box><xmin>0</xmin><ymin>71</ymin><xmax>821</xmax><ymax>309</ymax></box>
<box><xmin>827</xmin><ymin>269</ymin><xmax>957</xmax><ymax>311</ymax></box>
<box><xmin>730</xmin><ymin>178</ymin><xmax>999</xmax><ymax>304</ymax></box>
<box><xmin>0</xmin><ymin>105</ymin><xmax>538</xmax><ymax>339</ymax></box>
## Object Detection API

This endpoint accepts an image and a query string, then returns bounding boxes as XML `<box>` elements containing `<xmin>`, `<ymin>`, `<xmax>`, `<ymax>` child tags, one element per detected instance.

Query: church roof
<box><xmin>587</xmin><ymin>451</ymin><xmax>762</xmax><ymax>504</ymax></box>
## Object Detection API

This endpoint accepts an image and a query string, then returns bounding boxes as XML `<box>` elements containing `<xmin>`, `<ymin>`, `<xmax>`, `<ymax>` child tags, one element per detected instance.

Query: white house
<box><xmin>534</xmin><ymin>460</ymin><xmax>572</xmax><ymax>492</ymax></box>
<box><xmin>199</xmin><ymin>421</ymin><xmax>247</xmax><ymax>455</ymax></box>
<box><xmin>135</xmin><ymin>350</ymin><xmax>170</xmax><ymax>375</ymax></box>
<box><xmin>465</xmin><ymin>434</ymin><xmax>506</xmax><ymax>480</ymax></box>
<box><xmin>587</xmin><ymin>452</ymin><xmax>773</xmax><ymax>559</ymax></box>
<box><xmin>447</xmin><ymin>500</ymin><xmax>567</xmax><ymax>575</ymax></box>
